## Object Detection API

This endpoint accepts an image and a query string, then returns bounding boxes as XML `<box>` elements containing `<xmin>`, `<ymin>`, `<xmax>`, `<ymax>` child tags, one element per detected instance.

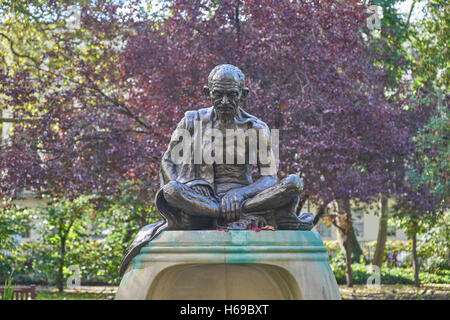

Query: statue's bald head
<box><xmin>208</xmin><ymin>64</ymin><xmax>245</xmax><ymax>89</ymax></box>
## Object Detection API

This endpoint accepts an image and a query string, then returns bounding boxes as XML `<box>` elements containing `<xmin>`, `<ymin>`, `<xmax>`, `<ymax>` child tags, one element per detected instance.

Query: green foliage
<box><xmin>422</xmin><ymin>256</ymin><xmax>449</xmax><ymax>273</ymax></box>
<box><xmin>1</xmin><ymin>181</ymin><xmax>160</xmax><ymax>286</ymax></box>
<box><xmin>97</xmin><ymin>180</ymin><xmax>158</xmax><ymax>247</ymax></box>
<box><xmin>366</xmin><ymin>239</ymin><xmax>412</xmax><ymax>252</ymax></box>
<box><xmin>389</xmin><ymin>212</ymin><xmax>449</xmax><ymax>262</ymax></box>
<box><xmin>330</xmin><ymin>259</ymin><xmax>450</xmax><ymax>285</ymax></box>
<box><xmin>328</xmin><ymin>234</ymin><xmax>450</xmax><ymax>285</ymax></box>
<box><xmin>12</xmin><ymin>241</ymin><xmax>59</xmax><ymax>285</ymax></box>
<box><xmin>371</xmin><ymin>0</ymin><xmax>448</xmax><ymax>223</ymax></box>
<box><xmin>410</xmin><ymin>0</ymin><xmax>449</xmax><ymax>90</ymax></box>
<box><xmin>328</xmin><ymin>225</ymin><xmax>449</xmax><ymax>270</ymax></box>
<box><xmin>2</xmin><ymin>277</ymin><xmax>16</xmax><ymax>300</ymax></box>
<box><xmin>0</xmin><ymin>203</ymin><xmax>34</xmax><ymax>279</ymax></box>
<box><xmin>416</xmin><ymin>213</ymin><xmax>449</xmax><ymax>259</ymax></box>
<box><xmin>0</xmin><ymin>203</ymin><xmax>33</xmax><ymax>251</ymax></box>
<box><xmin>89</xmin><ymin>180</ymin><xmax>159</xmax><ymax>285</ymax></box>
<box><xmin>389</xmin><ymin>0</ymin><xmax>449</xmax><ymax>229</ymax></box>
<box><xmin>59</xmin><ymin>181</ymin><xmax>159</xmax><ymax>285</ymax></box>
<box><xmin>323</xmin><ymin>240</ymin><xmax>341</xmax><ymax>255</ymax></box>
<box><xmin>68</xmin><ymin>239</ymin><xmax>124</xmax><ymax>285</ymax></box>
<box><xmin>408</xmin><ymin>95</ymin><xmax>449</xmax><ymax>212</ymax></box>
<box><xmin>368</xmin><ymin>0</ymin><xmax>415</xmax><ymax>89</ymax></box>
<box><xmin>328</xmin><ymin>251</ymin><xmax>347</xmax><ymax>281</ymax></box>
<box><xmin>29</xmin><ymin>195</ymin><xmax>96</xmax><ymax>289</ymax></box>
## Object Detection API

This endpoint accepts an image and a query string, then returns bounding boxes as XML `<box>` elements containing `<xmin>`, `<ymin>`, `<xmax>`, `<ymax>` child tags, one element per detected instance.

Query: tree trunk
<box><xmin>58</xmin><ymin>237</ymin><xmax>66</xmax><ymax>292</ymax></box>
<box><xmin>344</xmin><ymin>239</ymin><xmax>353</xmax><ymax>287</ymax></box>
<box><xmin>336</xmin><ymin>221</ymin><xmax>354</xmax><ymax>288</ymax></box>
<box><xmin>373</xmin><ymin>195</ymin><xmax>388</xmax><ymax>267</ymax></box>
<box><xmin>336</xmin><ymin>224</ymin><xmax>354</xmax><ymax>287</ymax></box>
<box><xmin>349</xmin><ymin>223</ymin><xmax>364</xmax><ymax>260</ymax></box>
<box><xmin>338</xmin><ymin>198</ymin><xmax>364</xmax><ymax>260</ymax></box>
<box><xmin>412</xmin><ymin>232</ymin><xmax>420</xmax><ymax>287</ymax></box>
<box><xmin>335</xmin><ymin>199</ymin><xmax>356</xmax><ymax>287</ymax></box>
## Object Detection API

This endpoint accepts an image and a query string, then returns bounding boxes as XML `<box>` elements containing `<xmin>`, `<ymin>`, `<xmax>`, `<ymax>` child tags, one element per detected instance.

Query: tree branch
<box><xmin>0</xmin><ymin>117</ymin><xmax>37</xmax><ymax>123</ymax></box>
<box><xmin>406</xmin><ymin>0</ymin><xmax>417</xmax><ymax>30</ymax></box>
<box><xmin>0</xmin><ymin>32</ymin><xmax>39</xmax><ymax>65</ymax></box>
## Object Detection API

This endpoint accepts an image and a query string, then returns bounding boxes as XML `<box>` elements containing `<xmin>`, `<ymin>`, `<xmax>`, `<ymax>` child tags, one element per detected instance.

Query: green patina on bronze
<box><xmin>131</xmin><ymin>230</ymin><xmax>329</xmax><ymax>266</ymax></box>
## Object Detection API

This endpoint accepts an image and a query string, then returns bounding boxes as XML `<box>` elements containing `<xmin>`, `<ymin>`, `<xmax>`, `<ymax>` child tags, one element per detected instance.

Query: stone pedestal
<box><xmin>115</xmin><ymin>230</ymin><xmax>341</xmax><ymax>300</ymax></box>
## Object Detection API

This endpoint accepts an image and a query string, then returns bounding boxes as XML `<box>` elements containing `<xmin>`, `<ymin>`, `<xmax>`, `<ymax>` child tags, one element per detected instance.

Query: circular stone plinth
<box><xmin>116</xmin><ymin>230</ymin><xmax>341</xmax><ymax>300</ymax></box>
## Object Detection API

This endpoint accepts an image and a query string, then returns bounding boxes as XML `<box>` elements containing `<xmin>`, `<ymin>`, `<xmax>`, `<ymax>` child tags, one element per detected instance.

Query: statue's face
<box><xmin>210</xmin><ymin>72</ymin><xmax>242</xmax><ymax>118</ymax></box>
<box><xmin>211</xmin><ymin>77</ymin><xmax>241</xmax><ymax>119</ymax></box>
<box><xmin>204</xmin><ymin>68</ymin><xmax>248</xmax><ymax>123</ymax></box>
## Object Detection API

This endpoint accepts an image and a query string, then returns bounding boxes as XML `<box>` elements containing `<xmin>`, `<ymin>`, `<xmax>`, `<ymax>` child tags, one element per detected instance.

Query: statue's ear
<box><xmin>240</xmin><ymin>87</ymin><xmax>249</xmax><ymax>101</ymax></box>
<box><xmin>203</xmin><ymin>86</ymin><xmax>210</xmax><ymax>99</ymax></box>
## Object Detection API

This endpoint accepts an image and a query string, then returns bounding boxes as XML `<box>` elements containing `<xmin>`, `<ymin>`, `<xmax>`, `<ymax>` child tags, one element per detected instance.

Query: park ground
<box><xmin>32</xmin><ymin>284</ymin><xmax>449</xmax><ymax>300</ymax></box>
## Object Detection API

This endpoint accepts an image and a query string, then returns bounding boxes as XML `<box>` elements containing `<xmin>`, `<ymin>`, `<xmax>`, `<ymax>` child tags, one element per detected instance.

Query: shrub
<box><xmin>422</xmin><ymin>256</ymin><xmax>449</xmax><ymax>272</ymax></box>
<box><xmin>331</xmin><ymin>262</ymin><xmax>450</xmax><ymax>285</ymax></box>
<box><xmin>327</xmin><ymin>241</ymin><xmax>450</xmax><ymax>285</ymax></box>
<box><xmin>323</xmin><ymin>240</ymin><xmax>341</xmax><ymax>256</ymax></box>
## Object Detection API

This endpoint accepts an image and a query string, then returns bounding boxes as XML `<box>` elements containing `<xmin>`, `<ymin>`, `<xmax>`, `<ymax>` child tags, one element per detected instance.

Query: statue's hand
<box><xmin>220</xmin><ymin>190</ymin><xmax>246</xmax><ymax>222</ymax></box>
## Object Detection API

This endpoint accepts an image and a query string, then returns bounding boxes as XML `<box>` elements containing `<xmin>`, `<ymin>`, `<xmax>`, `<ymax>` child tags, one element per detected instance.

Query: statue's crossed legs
<box><xmin>162</xmin><ymin>174</ymin><xmax>313</xmax><ymax>230</ymax></box>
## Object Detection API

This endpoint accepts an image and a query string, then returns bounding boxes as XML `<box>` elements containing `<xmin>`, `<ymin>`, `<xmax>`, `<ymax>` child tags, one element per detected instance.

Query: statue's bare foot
<box><xmin>277</xmin><ymin>212</ymin><xmax>314</xmax><ymax>230</ymax></box>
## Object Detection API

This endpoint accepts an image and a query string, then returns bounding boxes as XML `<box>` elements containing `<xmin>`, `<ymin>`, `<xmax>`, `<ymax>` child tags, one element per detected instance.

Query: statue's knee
<box><xmin>163</xmin><ymin>181</ymin><xmax>182</xmax><ymax>199</ymax></box>
<box><xmin>283</xmin><ymin>174</ymin><xmax>304</xmax><ymax>191</ymax></box>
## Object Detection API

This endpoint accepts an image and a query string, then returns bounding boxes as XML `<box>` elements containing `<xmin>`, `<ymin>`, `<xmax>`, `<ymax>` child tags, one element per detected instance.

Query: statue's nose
<box><xmin>221</xmin><ymin>95</ymin><xmax>229</xmax><ymax>104</ymax></box>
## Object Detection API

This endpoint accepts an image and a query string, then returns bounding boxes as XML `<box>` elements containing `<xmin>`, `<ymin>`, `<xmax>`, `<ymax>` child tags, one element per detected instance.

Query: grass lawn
<box><xmin>339</xmin><ymin>283</ymin><xmax>450</xmax><ymax>300</ymax></box>
<box><xmin>34</xmin><ymin>287</ymin><xmax>116</xmax><ymax>300</ymax></box>
<box><xmin>32</xmin><ymin>284</ymin><xmax>450</xmax><ymax>300</ymax></box>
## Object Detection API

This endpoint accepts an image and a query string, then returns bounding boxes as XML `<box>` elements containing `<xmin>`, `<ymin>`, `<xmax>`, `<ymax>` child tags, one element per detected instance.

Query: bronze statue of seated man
<box><xmin>119</xmin><ymin>64</ymin><xmax>313</xmax><ymax>275</ymax></box>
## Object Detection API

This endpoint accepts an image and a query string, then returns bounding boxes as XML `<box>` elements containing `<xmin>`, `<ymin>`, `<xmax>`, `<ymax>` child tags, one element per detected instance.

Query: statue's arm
<box><xmin>160</xmin><ymin>114</ymin><xmax>192</xmax><ymax>183</ymax></box>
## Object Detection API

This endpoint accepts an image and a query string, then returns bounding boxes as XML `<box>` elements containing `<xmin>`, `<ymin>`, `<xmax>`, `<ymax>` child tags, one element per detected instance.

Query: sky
<box><xmin>394</xmin><ymin>0</ymin><xmax>427</xmax><ymax>23</ymax></box>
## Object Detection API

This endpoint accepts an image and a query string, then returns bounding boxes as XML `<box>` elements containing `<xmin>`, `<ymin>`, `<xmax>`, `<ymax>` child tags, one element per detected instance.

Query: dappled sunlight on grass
<box><xmin>34</xmin><ymin>287</ymin><xmax>117</xmax><ymax>300</ymax></box>
<box><xmin>32</xmin><ymin>284</ymin><xmax>450</xmax><ymax>300</ymax></box>
<box><xmin>339</xmin><ymin>284</ymin><xmax>450</xmax><ymax>300</ymax></box>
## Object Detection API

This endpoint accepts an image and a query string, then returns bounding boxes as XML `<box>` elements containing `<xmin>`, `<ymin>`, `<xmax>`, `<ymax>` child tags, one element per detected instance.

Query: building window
<box><xmin>387</xmin><ymin>225</ymin><xmax>396</xmax><ymax>236</ymax></box>
<box><xmin>352</xmin><ymin>208</ymin><xmax>364</xmax><ymax>237</ymax></box>
<box><xmin>21</xmin><ymin>227</ymin><xmax>31</xmax><ymax>239</ymax></box>
<box><xmin>387</xmin><ymin>208</ymin><xmax>396</xmax><ymax>236</ymax></box>
<box><xmin>1</xmin><ymin>107</ymin><xmax>14</xmax><ymax>145</ymax></box>
<box><xmin>316</xmin><ymin>222</ymin><xmax>332</xmax><ymax>238</ymax></box>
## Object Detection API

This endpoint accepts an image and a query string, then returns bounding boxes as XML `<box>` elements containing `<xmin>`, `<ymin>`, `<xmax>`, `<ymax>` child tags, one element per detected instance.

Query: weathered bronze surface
<box><xmin>120</xmin><ymin>64</ymin><xmax>313</xmax><ymax>275</ymax></box>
